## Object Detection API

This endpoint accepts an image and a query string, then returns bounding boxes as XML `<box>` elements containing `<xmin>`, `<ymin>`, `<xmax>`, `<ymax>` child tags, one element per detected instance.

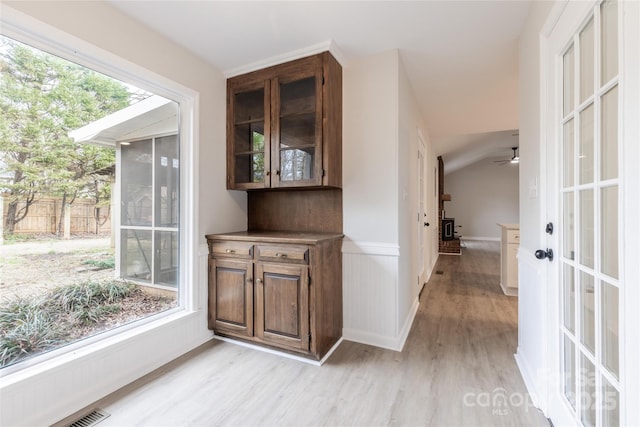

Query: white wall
<box><xmin>342</xmin><ymin>50</ymin><xmax>436</xmax><ymax>351</ymax></box>
<box><xmin>443</xmin><ymin>158</ymin><xmax>519</xmax><ymax>240</ymax></box>
<box><xmin>343</xmin><ymin>50</ymin><xmax>399</xmax><ymax>245</ymax></box>
<box><xmin>514</xmin><ymin>0</ymin><xmax>554</xmax><ymax>413</ymax></box>
<box><xmin>0</xmin><ymin>2</ymin><xmax>245</xmax><ymax>426</ymax></box>
<box><xmin>398</xmin><ymin>54</ymin><xmax>433</xmax><ymax>336</ymax></box>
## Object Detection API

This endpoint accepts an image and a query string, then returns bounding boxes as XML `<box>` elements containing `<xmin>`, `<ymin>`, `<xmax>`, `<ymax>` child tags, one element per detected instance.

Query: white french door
<box><xmin>543</xmin><ymin>1</ymin><xmax>640</xmax><ymax>426</ymax></box>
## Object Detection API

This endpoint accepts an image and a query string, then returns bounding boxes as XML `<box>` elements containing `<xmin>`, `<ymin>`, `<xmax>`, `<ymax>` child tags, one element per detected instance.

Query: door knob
<box><xmin>424</xmin><ymin>222</ymin><xmax>430</xmax><ymax>227</ymax></box>
<box><xmin>535</xmin><ymin>248</ymin><xmax>554</xmax><ymax>261</ymax></box>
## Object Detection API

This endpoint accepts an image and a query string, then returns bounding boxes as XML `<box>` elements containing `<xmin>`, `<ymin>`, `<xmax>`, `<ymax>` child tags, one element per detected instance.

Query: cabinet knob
<box><xmin>246</xmin><ymin>277</ymin><xmax>253</xmax><ymax>283</ymax></box>
<box><xmin>256</xmin><ymin>278</ymin><xmax>263</xmax><ymax>284</ymax></box>
<box><xmin>225</xmin><ymin>249</ymin><xmax>236</xmax><ymax>254</ymax></box>
<box><xmin>274</xmin><ymin>169</ymin><xmax>280</xmax><ymax>176</ymax></box>
<box><xmin>275</xmin><ymin>253</ymin><xmax>288</xmax><ymax>258</ymax></box>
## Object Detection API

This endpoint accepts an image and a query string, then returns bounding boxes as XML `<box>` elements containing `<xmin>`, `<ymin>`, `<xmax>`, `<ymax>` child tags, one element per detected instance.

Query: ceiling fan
<box><xmin>494</xmin><ymin>146</ymin><xmax>519</xmax><ymax>165</ymax></box>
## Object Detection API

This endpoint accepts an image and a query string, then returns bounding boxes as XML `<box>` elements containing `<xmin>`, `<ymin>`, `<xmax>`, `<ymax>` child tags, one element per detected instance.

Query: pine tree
<box><xmin>0</xmin><ymin>36</ymin><xmax>132</xmax><ymax>236</ymax></box>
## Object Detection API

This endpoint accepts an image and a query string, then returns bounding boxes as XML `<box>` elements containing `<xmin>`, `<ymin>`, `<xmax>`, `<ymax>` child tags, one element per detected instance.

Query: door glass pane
<box><xmin>155</xmin><ymin>135</ymin><xmax>179</xmax><ymax>227</ymax></box>
<box><xmin>601</xmin><ymin>186</ymin><xmax>618</xmax><ymax>279</ymax></box>
<box><xmin>601</xmin><ymin>85</ymin><xmax>619</xmax><ymax>180</ymax></box>
<box><xmin>279</xmin><ymin>77</ymin><xmax>316</xmax><ymax>182</ymax></box>
<box><xmin>234</xmin><ymin>89</ymin><xmax>265</xmax><ymax>185</ymax></box>
<box><xmin>579</xmin><ymin>104</ymin><xmax>594</xmax><ymax>184</ymax></box>
<box><xmin>155</xmin><ymin>231</ymin><xmax>178</xmax><ymax>287</ymax></box>
<box><xmin>564</xmin><ymin>45</ymin><xmax>575</xmax><ymax>116</ymax></box>
<box><xmin>563</xmin><ymin>264</ymin><xmax>576</xmax><ymax>332</ymax></box>
<box><xmin>580</xmin><ymin>189</ymin><xmax>594</xmax><ymax>268</ymax></box>
<box><xmin>580</xmin><ymin>354</ymin><xmax>596</xmax><ymax>427</ymax></box>
<box><xmin>602</xmin><ymin>376</ymin><xmax>620</xmax><ymax>426</ymax></box>
<box><xmin>280</xmin><ymin>148</ymin><xmax>314</xmax><ymax>181</ymax></box>
<box><xmin>601</xmin><ymin>0</ymin><xmax>618</xmax><ymax>85</ymax></box>
<box><xmin>234</xmin><ymin>123</ymin><xmax>265</xmax><ymax>184</ymax></box>
<box><xmin>580</xmin><ymin>272</ymin><xmax>595</xmax><ymax>354</ymax></box>
<box><xmin>580</xmin><ymin>18</ymin><xmax>594</xmax><ymax>103</ymax></box>
<box><xmin>564</xmin><ymin>335</ymin><xmax>576</xmax><ymax>409</ymax></box>
<box><xmin>564</xmin><ymin>119</ymin><xmax>575</xmax><ymax>187</ymax></box>
<box><xmin>235</xmin><ymin>89</ymin><xmax>264</xmax><ymax>123</ymax></box>
<box><xmin>121</xmin><ymin>229</ymin><xmax>152</xmax><ymax>283</ymax></box>
<box><xmin>563</xmin><ymin>192</ymin><xmax>575</xmax><ymax>260</ymax></box>
<box><xmin>121</xmin><ymin>139</ymin><xmax>153</xmax><ymax>226</ymax></box>
<box><xmin>602</xmin><ymin>282</ymin><xmax>619</xmax><ymax>378</ymax></box>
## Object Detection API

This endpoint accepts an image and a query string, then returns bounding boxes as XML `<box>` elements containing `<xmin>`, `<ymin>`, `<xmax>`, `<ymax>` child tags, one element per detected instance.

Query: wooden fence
<box><xmin>1</xmin><ymin>195</ymin><xmax>111</xmax><ymax>236</ymax></box>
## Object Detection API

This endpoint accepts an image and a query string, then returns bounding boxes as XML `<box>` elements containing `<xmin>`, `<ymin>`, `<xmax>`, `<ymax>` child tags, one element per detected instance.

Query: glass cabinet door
<box><xmin>229</xmin><ymin>82</ymin><xmax>270</xmax><ymax>189</ymax></box>
<box><xmin>272</xmin><ymin>71</ymin><xmax>322</xmax><ymax>187</ymax></box>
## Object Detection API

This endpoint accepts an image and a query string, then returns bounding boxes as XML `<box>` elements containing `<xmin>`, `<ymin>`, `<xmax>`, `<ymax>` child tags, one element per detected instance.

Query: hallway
<box><xmin>63</xmin><ymin>241</ymin><xmax>548</xmax><ymax>427</ymax></box>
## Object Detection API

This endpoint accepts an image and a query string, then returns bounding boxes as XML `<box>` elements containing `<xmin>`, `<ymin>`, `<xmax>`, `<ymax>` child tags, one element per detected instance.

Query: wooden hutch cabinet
<box><xmin>207</xmin><ymin>232</ymin><xmax>343</xmax><ymax>360</ymax></box>
<box><xmin>227</xmin><ymin>52</ymin><xmax>342</xmax><ymax>190</ymax></box>
<box><xmin>210</xmin><ymin>51</ymin><xmax>343</xmax><ymax>361</ymax></box>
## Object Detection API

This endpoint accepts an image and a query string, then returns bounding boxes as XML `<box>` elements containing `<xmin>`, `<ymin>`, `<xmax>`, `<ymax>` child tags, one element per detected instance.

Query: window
<box><xmin>0</xmin><ymin>34</ymin><xmax>183</xmax><ymax>370</ymax></box>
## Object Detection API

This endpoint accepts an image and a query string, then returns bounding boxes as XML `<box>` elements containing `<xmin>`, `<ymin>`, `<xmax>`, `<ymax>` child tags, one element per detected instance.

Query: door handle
<box><xmin>424</xmin><ymin>222</ymin><xmax>430</xmax><ymax>227</ymax></box>
<box><xmin>535</xmin><ymin>248</ymin><xmax>554</xmax><ymax>262</ymax></box>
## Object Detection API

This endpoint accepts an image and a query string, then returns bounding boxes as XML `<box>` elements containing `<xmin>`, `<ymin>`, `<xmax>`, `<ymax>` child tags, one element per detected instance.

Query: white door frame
<box><xmin>417</xmin><ymin>129</ymin><xmax>427</xmax><ymax>292</ymax></box>
<box><xmin>540</xmin><ymin>1</ymin><xmax>640</xmax><ymax>425</ymax></box>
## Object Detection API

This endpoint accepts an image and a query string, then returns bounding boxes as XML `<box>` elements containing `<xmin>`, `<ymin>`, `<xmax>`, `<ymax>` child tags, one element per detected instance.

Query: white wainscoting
<box><xmin>514</xmin><ymin>247</ymin><xmax>548</xmax><ymax>414</ymax></box>
<box><xmin>342</xmin><ymin>240</ymin><xmax>413</xmax><ymax>351</ymax></box>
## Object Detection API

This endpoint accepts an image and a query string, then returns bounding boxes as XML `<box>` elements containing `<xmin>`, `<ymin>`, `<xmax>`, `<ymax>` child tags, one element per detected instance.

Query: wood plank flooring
<box><xmin>62</xmin><ymin>241</ymin><xmax>548</xmax><ymax>427</ymax></box>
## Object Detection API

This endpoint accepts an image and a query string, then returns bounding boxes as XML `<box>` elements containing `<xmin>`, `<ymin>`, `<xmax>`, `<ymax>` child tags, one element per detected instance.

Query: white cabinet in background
<box><xmin>497</xmin><ymin>223</ymin><xmax>519</xmax><ymax>296</ymax></box>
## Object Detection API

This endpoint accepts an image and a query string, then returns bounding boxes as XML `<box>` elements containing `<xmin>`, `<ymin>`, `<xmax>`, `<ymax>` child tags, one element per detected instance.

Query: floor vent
<box><xmin>68</xmin><ymin>409</ymin><xmax>110</xmax><ymax>427</ymax></box>
<box><xmin>435</xmin><ymin>270</ymin><xmax>444</xmax><ymax>275</ymax></box>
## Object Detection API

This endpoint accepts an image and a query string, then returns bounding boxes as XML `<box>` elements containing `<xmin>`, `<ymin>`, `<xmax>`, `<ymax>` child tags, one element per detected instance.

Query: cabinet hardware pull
<box><xmin>225</xmin><ymin>249</ymin><xmax>236</xmax><ymax>253</ymax></box>
<box><xmin>275</xmin><ymin>253</ymin><xmax>288</xmax><ymax>258</ymax></box>
<box><xmin>256</xmin><ymin>278</ymin><xmax>262</xmax><ymax>283</ymax></box>
<box><xmin>246</xmin><ymin>278</ymin><xmax>253</xmax><ymax>283</ymax></box>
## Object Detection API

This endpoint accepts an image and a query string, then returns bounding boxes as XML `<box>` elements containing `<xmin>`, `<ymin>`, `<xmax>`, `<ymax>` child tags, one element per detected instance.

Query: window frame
<box><xmin>0</xmin><ymin>8</ymin><xmax>200</xmax><ymax>376</ymax></box>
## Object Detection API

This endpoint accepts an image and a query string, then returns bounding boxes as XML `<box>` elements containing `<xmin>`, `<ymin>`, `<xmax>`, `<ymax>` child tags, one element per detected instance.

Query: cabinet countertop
<box><xmin>205</xmin><ymin>231</ymin><xmax>344</xmax><ymax>245</ymax></box>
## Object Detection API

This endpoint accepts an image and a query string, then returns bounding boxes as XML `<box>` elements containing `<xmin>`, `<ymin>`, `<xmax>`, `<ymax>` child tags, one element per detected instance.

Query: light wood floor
<box><xmin>67</xmin><ymin>241</ymin><xmax>549</xmax><ymax>426</ymax></box>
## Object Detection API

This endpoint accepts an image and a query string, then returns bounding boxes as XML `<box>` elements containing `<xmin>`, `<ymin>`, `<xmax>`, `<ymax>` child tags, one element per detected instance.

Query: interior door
<box><xmin>543</xmin><ymin>1</ymin><xmax>629</xmax><ymax>425</ymax></box>
<box><xmin>417</xmin><ymin>136</ymin><xmax>427</xmax><ymax>290</ymax></box>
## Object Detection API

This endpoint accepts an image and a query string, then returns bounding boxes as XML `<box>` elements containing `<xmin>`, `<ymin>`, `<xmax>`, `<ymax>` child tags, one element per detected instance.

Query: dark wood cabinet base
<box><xmin>207</xmin><ymin>231</ymin><xmax>343</xmax><ymax>360</ymax></box>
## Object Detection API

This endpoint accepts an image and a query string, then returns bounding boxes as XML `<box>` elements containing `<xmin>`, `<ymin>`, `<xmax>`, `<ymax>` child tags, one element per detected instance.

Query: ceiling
<box><xmin>108</xmin><ymin>0</ymin><xmax>530</xmax><ymax>170</ymax></box>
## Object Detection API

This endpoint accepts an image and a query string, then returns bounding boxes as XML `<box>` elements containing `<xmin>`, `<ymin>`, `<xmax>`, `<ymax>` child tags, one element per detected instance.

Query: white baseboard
<box><xmin>463</xmin><ymin>236</ymin><xmax>501</xmax><ymax>242</ymax></box>
<box><xmin>500</xmin><ymin>282</ymin><xmax>518</xmax><ymax>296</ymax></box>
<box><xmin>396</xmin><ymin>297</ymin><xmax>420</xmax><ymax>351</ymax></box>
<box><xmin>514</xmin><ymin>348</ymin><xmax>545</xmax><ymax>415</ymax></box>
<box><xmin>343</xmin><ymin>296</ymin><xmax>419</xmax><ymax>352</ymax></box>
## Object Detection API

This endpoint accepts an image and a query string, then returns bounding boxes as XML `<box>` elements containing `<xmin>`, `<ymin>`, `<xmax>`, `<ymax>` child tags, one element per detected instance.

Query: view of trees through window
<box><xmin>0</xmin><ymin>35</ymin><xmax>179</xmax><ymax>369</ymax></box>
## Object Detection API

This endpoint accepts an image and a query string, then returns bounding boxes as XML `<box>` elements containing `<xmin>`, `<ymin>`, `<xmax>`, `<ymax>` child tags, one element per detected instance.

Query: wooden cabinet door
<box><xmin>209</xmin><ymin>258</ymin><xmax>253</xmax><ymax>338</ymax></box>
<box><xmin>255</xmin><ymin>262</ymin><xmax>310</xmax><ymax>351</ymax></box>
<box><xmin>271</xmin><ymin>60</ymin><xmax>323</xmax><ymax>188</ymax></box>
<box><xmin>227</xmin><ymin>78</ymin><xmax>271</xmax><ymax>190</ymax></box>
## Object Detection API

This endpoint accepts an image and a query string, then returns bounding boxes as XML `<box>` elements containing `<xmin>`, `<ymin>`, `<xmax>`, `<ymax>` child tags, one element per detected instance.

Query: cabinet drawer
<box><xmin>256</xmin><ymin>244</ymin><xmax>309</xmax><ymax>264</ymax></box>
<box><xmin>209</xmin><ymin>241</ymin><xmax>254</xmax><ymax>259</ymax></box>
<box><xmin>507</xmin><ymin>230</ymin><xmax>520</xmax><ymax>244</ymax></box>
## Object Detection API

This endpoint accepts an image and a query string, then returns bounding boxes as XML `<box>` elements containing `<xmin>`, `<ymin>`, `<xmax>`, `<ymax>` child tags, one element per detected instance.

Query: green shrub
<box><xmin>74</xmin><ymin>303</ymin><xmax>122</xmax><ymax>325</ymax></box>
<box><xmin>47</xmin><ymin>280</ymin><xmax>136</xmax><ymax>311</ymax></box>
<box><xmin>0</xmin><ymin>297</ymin><xmax>61</xmax><ymax>366</ymax></box>
<box><xmin>82</xmin><ymin>258</ymin><xmax>115</xmax><ymax>270</ymax></box>
<box><xmin>0</xmin><ymin>280</ymin><xmax>138</xmax><ymax>367</ymax></box>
